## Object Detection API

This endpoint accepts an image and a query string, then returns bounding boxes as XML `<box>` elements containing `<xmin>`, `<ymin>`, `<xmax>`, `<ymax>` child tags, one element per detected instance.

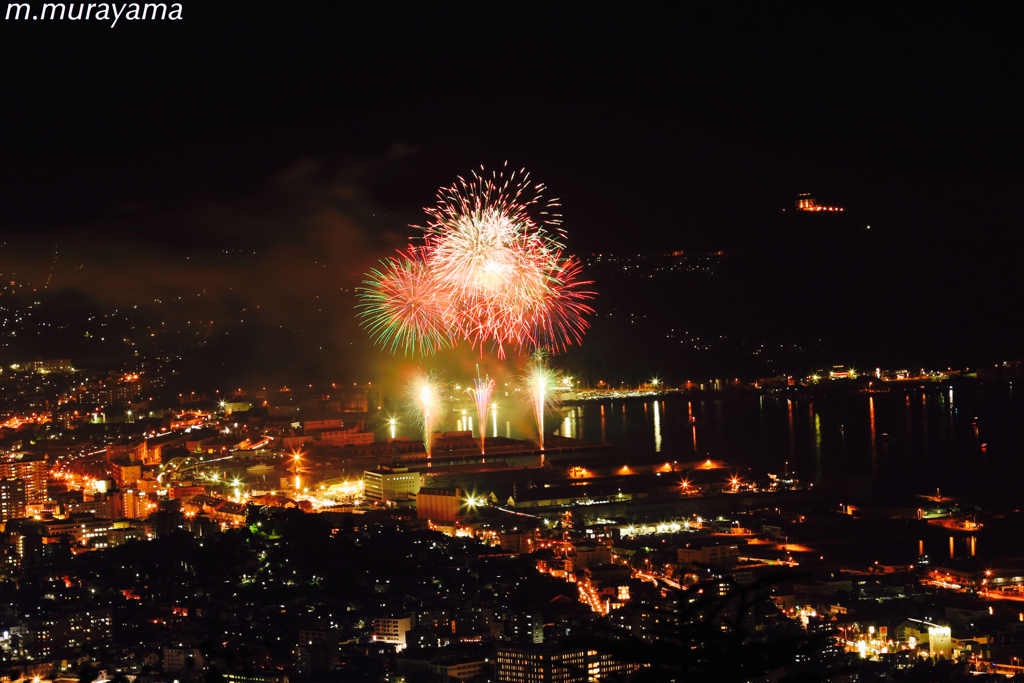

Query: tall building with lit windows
<box><xmin>0</xmin><ymin>453</ymin><xmax>48</xmax><ymax>504</ymax></box>
<box><xmin>496</xmin><ymin>644</ymin><xmax>628</xmax><ymax>683</ymax></box>
<box><xmin>0</xmin><ymin>478</ymin><xmax>27</xmax><ymax>522</ymax></box>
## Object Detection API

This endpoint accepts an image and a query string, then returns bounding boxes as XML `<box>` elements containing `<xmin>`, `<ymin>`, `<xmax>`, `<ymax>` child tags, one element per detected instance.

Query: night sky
<box><xmin>3</xmin><ymin>5</ymin><xmax>1023</xmax><ymax>384</ymax></box>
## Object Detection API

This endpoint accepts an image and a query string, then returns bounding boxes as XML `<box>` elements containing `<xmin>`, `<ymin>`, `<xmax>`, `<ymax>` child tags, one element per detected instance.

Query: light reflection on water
<box><xmin>378</xmin><ymin>386</ymin><xmax>1024</xmax><ymax>504</ymax></box>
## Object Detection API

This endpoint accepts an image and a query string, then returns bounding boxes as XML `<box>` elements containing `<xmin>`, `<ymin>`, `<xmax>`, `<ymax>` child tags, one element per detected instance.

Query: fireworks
<box><xmin>357</xmin><ymin>166</ymin><xmax>594</xmax><ymax>358</ymax></box>
<box><xmin>464</xmin><ymin>365</ymin><xmax>495</xmax><ymax>454</ymax></box>
<box><xmin>520</xmin><ymin>348</ymin><xmax>561</xmax><ymax>451</ymax></box>
<box><xmin>356</xmin><ymin>249</ymin><xmax>453</xmax><ymax>357</ymax></box>
<box><xmin>407</xmin><ymin>371</ymin><xmax>450</xmax><ymax>457</ymax></box>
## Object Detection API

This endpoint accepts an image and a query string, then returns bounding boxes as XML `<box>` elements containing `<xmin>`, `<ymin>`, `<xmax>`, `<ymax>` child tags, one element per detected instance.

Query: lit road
<box><xmin>579</xmin><ymin>578</ymin><xmax>608</xmax><ymax>615</ymax></box>
<box><xmin>634</xmin><ymin>570</ymin><xmax>681</xmax><ymax>590</ymax></box>
<box><xmin>981</xmin><ymin>590</ymin><xmax>1024</xmax><ymax>603</ymax></box>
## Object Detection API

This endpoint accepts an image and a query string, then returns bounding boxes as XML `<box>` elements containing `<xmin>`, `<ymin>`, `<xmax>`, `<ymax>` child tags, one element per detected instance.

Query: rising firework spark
<box><xmin>464</xmin><ymin>365</ymin><xmax>495</xmax><ymax>454</ymax></box>
<box><xmin>357</xmin><ymin>166</ymin><xmax>594</xmax><ymax>358</ymax></box>
<box><xmin>520</xmin><ymin>349</ymin><xmax>561</xmax><ymax>451</ymax></box>
<box><xmin>407</xmin><ymin>371</ymin><xmax>450</xmax><ymax>457</ymax></box>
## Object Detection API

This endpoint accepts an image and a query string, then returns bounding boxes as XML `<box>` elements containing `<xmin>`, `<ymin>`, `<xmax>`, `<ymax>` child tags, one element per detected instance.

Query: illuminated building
<box><xmin>197</xmin><ymin>435</ymin><xmax>251</xmax><ymax>454</ymax></box>
<box><xmin>106</xmin><ymin>438</ymin><xmax>148</xmax><ymax>463</ymax></box>
<box><xmin>373</xmin><ymin>616</ymin><xmax>415</xmax><ymax>649</ymax></box>
<box><xmin>314</xmin><ymin>425</ymin><xmax>375</xmax><ymax>447</ymax></box>
<box><xmin>107</xmin><ymin>521</ymin><xmax>147</xmax><ymax>545</ymax></box>
<box><xmin>297</xmin><ymin>641</ymin><xmax>337</xmax><ymax>674</ymax></box>
<box><xmin>169</xmin><ymin>484</ymin><xmax>207</xmax><ymax>500</ymax></box>
<box><xmin>334</xmin><ymin>387</ymin><xmax>379</xmax><ymax>413</ymax></box>
<box><xmin>303</xmin><ymin>418</ymin><xmax>347</xmax><ymax>431</ymax></box>
<box><xmin>364</xmin><ymin>466</ymin><xmax>422</xmax><ymax>502</ymax></box>
<box><xmin>0</xmin><ymin>453</ymin><xmax>48</xmax><ymax>503</ymax></box>
<box><xmin>186</xmin><ymin>495</ymin><xmax>245</xmax><ymax>525</ymax></box>
<box><xmin>113</xmin><ymin>462</ymin><xmax>143</xmax><ymax>487</ymax></box>
<box><xmin>66</xmin><ymin>495</ymin><xmax>119</xmax><ymax>521</ymax></box>
<box><xmin>499</xmin><ymin>531</ymin><xmax>535</xmax><ymax>554</ymax></box>
<box><xmin>711</xmin><ymin>568</ymin><xmax>754</xmax><ymax>632</ymax></box>
<box><xmin>397</xmin><ymin>652</ymin><xmax>488</xmax><ymax>681</ymax></box>
<box><xmin>927</xmin><ymin>625</ymin><xmax>953</xmax><ymax>659</ymax></box>
<box><xmin>146</xmin><ymin>433</ymin><xmax>188</xmax><ymax>463</ymax></box>
<box><xmin>977</xmin><ymin>362</ymin><xmax>1024</xmax><ymax>381</ymax></box>
<box><xmin>29</xmin><ymin>358</ymin><xmax>73</xmax><ymax>373</ymax></box>
<box><xmin>163</xmin><ymin>646</ymin><xmax>205</xmax><ymax>672</ymax></box>
<box><xmin>224</xmin><ymin>675</ymin><xmax>288</xmax><ymax>683</ymax></box>
<box><xmin>41</xmin><ymin>513</ymin><xmax>113</xmax><ymax>547</ymax></box>
<box><xmin>298</xmin><ymin>629</ymin><xmax>340</xmax><ymax>671</ymax></box>
<box><xmin>508</xmin><ymin>612</ymin><xmax>545</xmax><ymax>644</ymax></box>
<box><xmin>416</xmin><ymin>487</ymin><xmax>462</xmax><ymax>522</ymax></box>
<box><xmin>569</xmin><ymin>541</ymin><xmax>611</xmax><ymax>571</ymax></box>
<box><xmin>0</xmin><ymin>478</ymin><xmax>27</xmax><ymax>522</ymax></box>
<box><xmin>25</xmin><ymin>608</ymin><xmax>113</xmax><ymax>657</ymax></box>
<box><xmin>797</xmin><ymin>618</ymin><xmax>843</xmax><ymax>668</ymax></box>
<box><xmin>79</xmin><ymin>377</ymin><xmax>142</xmax><ymax>404</ymax></box>
<box><xmin>495</xmin><ymin>644</ymin><xmax>628</xmax><ymax>683</ymax></box>
<box><xmin>14</xmin><ymin>531</ymin><xmax>42</xmax><ymax>561</ymax></box>
<box><xmin>677</xmin><ymin>539</ymin><xmax>739</xmax><ymax>567</ymax></box>
<box><xmin>122</xmin><ymin>489</ymin><xmax>154</xmax><ymax>519</ymax></box>
<box><xmin>897</xmin><ymin>619</ymin><xmax>953</xmax><ymax>659</ymax></box>
<box><xmin>267</xmin><ymin>404</ymin><xmax>301</xmax><ymax>418</ymax></box>
<box><xmin>795</xmin><ymin>193</ymin><xmax>844</xmax><ymax>212</ymax></box>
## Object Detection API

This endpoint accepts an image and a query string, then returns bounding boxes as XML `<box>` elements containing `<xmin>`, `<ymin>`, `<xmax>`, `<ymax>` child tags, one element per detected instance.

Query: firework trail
<box><xmin>357</xmin><ymin>165</ymin><xmax>594</xmax><ymax>358</ymax></box>
<box><xmin>464</xmin><ymin>365</ymin><xmax>496</xmax><ymax>454</ymax></box>
<box><xmin>407</xmin><ymin>371</ymin><xmax>450</xmax><ymax>457</ymax></box>
<box><xmin>520</xmin><ymin>348</ymin><xmax>561</xmax><ymax>451</ymax></box>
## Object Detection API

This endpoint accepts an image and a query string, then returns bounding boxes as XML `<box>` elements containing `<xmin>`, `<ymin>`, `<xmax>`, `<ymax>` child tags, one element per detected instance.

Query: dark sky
<box><xmin>2</xmin><ymin>4</ymin><xmax>1023</xmax><ymax>379</ymax></box>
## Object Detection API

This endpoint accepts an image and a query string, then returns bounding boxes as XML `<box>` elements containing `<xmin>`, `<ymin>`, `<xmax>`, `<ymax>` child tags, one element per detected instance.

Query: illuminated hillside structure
<box><xmin>795</xmin><ymin>193</ymin><xmax>844</xmax><ymax>212</ymax></box>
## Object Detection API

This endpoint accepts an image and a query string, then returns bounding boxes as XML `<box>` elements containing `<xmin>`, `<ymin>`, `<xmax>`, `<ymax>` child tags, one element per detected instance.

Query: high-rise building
<box><xmin>0</xmin><ymin>453</ymin><xmax>48</xmax><ymax>503</ymax></box>
<box><xmin>123</xmin><ymin>489</ymin><xmax>156</xmax><ymax>519</ymax></box>
<box><xmin>0</xmin><ymin>478</ymin><xmax>27</xmax><ymax>522</ymax></box>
